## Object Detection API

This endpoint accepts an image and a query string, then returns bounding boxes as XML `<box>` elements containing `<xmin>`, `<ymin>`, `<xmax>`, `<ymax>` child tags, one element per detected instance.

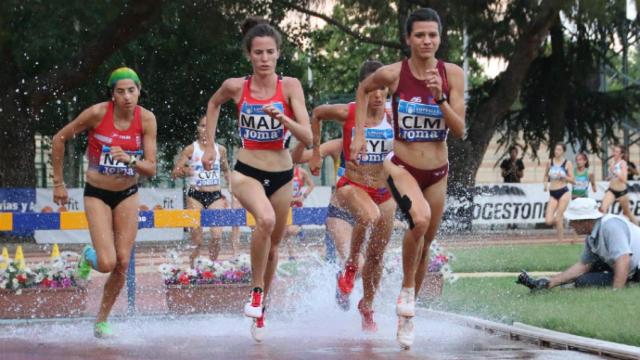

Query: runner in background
<box><xmin>283</xmin><ymin>165</ymin><xmax>314</xmax><ymax>260</ymax></box>
<box><xmin>571</xmin><ymin>152</ymin><xmax>595</xmax><ymax>200</ymax></box>
<box><xmin>172</xmin><ymin>116</ymin><xmax>231</xmax><ymax>266</ymax></box>
<box><xmin>601</xmin><ymin>144</ymin><xmax>638</xmax><ymax>225</ymax></box>
<box><xmin>310</xmin><ymin>60</ymin><xmax>396</xmax><ymax>332</ymax></box>
<box><xmin>543</xmin><ymin>142</ymin><xmax>574</xmax><ymax>243</ymax></box>
<box><xmin>51</xmin><ymin>67</ymin><xmax>157</xmax><ymax>338</ymax></box>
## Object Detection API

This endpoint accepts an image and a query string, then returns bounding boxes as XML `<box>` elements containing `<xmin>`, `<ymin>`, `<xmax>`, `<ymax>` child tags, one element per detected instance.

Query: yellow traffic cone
<box><xmin>50</xmin><ymin>243</ymin><xmax>60</xmax><ymax>259</ymax></box>
<box><xmin>0</xmin><ymin>247</ymin><xmax>8</xmax><ymax>270</ymax></box>
<box><xmin>15</xmin><ymin>245</ymin><xmax>25</xmax><ymax>270</ymax></box>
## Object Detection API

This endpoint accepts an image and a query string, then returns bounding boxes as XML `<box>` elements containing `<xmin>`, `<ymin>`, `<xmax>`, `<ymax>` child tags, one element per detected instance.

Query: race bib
<box><xmin>194</xmin><ymin>164</ymin><xmax>220</xmax><ymax>187</ymax></box>
<box><xmin>397</xmin><ymin>99</ymin><xmax>447</xmax><ymax>142</ymax></box>
<box><xmin>98</xmin><ymin>146</ymin><xmax>142</xmax><ymax>177</ymax></box>
<box><xmin>352</xmin><ymin>127</ymin><xmax>394</xmax><ymax>164</ymax></box>
<box><xmin>239</xmin><ymin>102</ymin><xmax>285</xmax><ymax>142</ymax></box>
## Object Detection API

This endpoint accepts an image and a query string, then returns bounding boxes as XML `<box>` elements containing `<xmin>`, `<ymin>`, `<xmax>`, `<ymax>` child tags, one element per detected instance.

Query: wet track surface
<box><xmin>0</xmin><ymin>313</ymin><xmax>603</xmax><ymax>359</ymax></box>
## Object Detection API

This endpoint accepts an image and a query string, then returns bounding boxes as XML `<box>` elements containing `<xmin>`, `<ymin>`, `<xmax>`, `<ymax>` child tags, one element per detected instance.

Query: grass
<box><xmin>430</xmin><ymin>277</ymin><xmax>640</xmax><ymax>346</ymax></box>
<box><xmin>449</xmin><ymin>244</ymin><xmax>584</xmax><ymax>273</ymax></box>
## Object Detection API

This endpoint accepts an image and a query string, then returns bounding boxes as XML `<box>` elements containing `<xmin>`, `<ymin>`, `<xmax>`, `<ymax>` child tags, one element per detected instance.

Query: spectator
<box><xmin>517</xmin><ymin>198</ymin><xmax>640</xmax><ymax>290</ymax></box>
<box><xmin>500</xmin><ymin>145</ymin><xmax>525</xmax><ymax>183</ymax></box>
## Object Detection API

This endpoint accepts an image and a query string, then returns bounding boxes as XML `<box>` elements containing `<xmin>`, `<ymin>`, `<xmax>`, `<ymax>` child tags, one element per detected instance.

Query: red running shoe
<box><xmin>358</xmin><ymin>299</ymin><xmax>378</xmax><ymax>333</ymax></box>
<box><xmin>337</xmin><ymin>262</ymin><xmax>358</xmax><ymax>295</ymax></box>
<box><xmin>244</xmin><ymin>287</ymin><xmax>263</xmax><ymax>318</ymax></box>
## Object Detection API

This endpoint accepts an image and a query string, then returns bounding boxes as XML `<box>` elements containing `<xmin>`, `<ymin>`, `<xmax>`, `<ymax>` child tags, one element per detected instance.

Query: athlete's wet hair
<box><xmin>241</xmin><ymin>17</ymin><xmax>282</xmax><ymax>53</ymax></box>
<box><xmin>358</xmin><ymin>60</ymin><xmax>383</xmax><ymax>82</ymax></box>
<box><xmin>405</xmin><ymin>8</ymin><xmax>442</xmax><ymax>36</ymax></box>
<box><xmin>576</xmin><ymin>152</ymin><xmax>590</xmax><ymax>168</ymax></box>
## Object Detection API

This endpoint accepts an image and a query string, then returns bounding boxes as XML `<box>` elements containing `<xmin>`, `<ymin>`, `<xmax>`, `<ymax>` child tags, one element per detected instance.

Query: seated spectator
<box><xmin>517</xmin><ymin>198</ymin><xmax>640</xmax><ymax>290</ymax></box>
<box><xmin>500</xmin><ymin>145</ymin><xmax>525</xmax><ymax>183</ymax></box>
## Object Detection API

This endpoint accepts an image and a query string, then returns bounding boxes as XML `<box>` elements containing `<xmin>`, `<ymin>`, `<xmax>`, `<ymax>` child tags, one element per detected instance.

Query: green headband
<box><xmin>107</xmin><ymin>67</ymin><xmax>141</xmax><ymax>88</ymax></box>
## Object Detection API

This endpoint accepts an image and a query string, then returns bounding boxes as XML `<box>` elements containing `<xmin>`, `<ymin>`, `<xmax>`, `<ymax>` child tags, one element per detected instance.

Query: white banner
<box><xmin>470</xmin><ymin>181</ymin><xmax>640</xmax><ymax>225</ymax></box>
<box><xmin>34</xmin><ymin>188</ymin><xmax>183</xmax><ymax>244</ymax></box>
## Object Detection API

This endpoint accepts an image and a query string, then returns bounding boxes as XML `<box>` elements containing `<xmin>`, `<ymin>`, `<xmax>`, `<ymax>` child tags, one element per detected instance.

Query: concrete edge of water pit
<box><xmin>422</xmin><ymin>309</ymin><xmax>640</xmax><ymax>360</ymax></box>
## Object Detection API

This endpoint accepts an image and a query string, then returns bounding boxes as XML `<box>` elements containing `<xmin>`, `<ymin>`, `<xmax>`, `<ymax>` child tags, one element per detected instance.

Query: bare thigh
<box><xmin>84</xmin><ymin>196</ymin><xmax>116</xmax><ymax>269</ymax></box>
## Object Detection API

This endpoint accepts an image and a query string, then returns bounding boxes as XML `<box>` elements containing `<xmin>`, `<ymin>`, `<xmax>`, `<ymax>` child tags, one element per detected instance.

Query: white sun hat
<box><xmin>564</xmin><ymin>198</ymin><xmax>604</xmax><ymax>220</ymax></box>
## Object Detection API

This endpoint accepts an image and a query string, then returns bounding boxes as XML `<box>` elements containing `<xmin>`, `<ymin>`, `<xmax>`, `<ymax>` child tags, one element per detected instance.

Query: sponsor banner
<box><xmin>469</xmin><ymin>181</ymin><xmax>640</xmax><ymax>225</ymax></box>
<box><xmin>0</xmin><ymin>188</ymin><xmax>36</xmax><ymax>235</ymax></box>
<box><xmin>34</xmin><ymin>188</ymin><xmax>183</xmax><ymax>243</ymax></box>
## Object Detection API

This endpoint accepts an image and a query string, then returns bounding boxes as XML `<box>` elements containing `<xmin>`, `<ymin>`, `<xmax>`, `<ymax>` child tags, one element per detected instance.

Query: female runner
<box><xmin>172</xmin><ymin>116</ymin><xmax>231</xmax><ymax>266</ymax></box>
<box><xmin>51</xmin><ymin>67</ymin><xmax>157</xmax><ymax>338</ymax></box>
<box><xmin>201</xmin><ymin>17</ymin><xmax>311</xmax><ymax>342</ymax></box>
<box><xmin>350</xmin><ymin>8</ymin><xmax>465</xmax><ymax>348</ymax></box>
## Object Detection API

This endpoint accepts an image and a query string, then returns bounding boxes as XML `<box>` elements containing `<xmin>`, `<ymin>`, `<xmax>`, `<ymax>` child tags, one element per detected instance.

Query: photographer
<box><xmin>518</xmin><ymin>198</ymin><xmax>640</xmax><ymax>290</ymax></box>
<box><xmin>500</xmin><ymin>145</ymin><xmax>525</xmax><ymax>183</ymax></box>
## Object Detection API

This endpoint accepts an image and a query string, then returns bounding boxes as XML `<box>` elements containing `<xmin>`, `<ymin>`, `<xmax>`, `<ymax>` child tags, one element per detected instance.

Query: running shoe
<box><xmin>76</xmin><ymin>245</ymin><xmax>93</xmax><ymax>281</ymax></box>
<box><xmin>396</xmin><ymin>288</ymin><xmax>415</xmax><ymax>317</ymax></box>
<box><xmin>244</xmin><ymin>287</ymin><xmax>264</xmax><ymax>318</ymax></box>
<box><xmin>396</xmin><ymin>316</ymin><xmax>414</xmax><ymax>349</ymax></box>
<box><xmin>337</xmin><ymin>262</ymin><xmax>358</xmax><ymax>295</ymax></box>
<box><xmin>251</xmin><ymin>307</ymin><xmax>266</xmax><ymax>343</ymax></box>
<box><xmin>335</xmin><ymin>272</ymin><xmax>350</xmax><ymax>311</ymax></box>
<box><xmin>516</xmin><ymin>271</ymin><xmax>550</xmax><ymax>291</ymax></box>
<box><xmin>94</xmin><ymin>322</ymin><xmax>113</xmax><ymax>338</ymax></box>
<box><xmin>357</xmin><ymin>299</ymin><xmax>377</xmax><ymax>333</ymax></box>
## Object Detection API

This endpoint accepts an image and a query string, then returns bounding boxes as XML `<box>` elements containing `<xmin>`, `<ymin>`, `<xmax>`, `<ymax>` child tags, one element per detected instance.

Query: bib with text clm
<box><xmin>397</xmin><ymin>99</ymin><xmax>447</xmax><ymax>142</ymax></box>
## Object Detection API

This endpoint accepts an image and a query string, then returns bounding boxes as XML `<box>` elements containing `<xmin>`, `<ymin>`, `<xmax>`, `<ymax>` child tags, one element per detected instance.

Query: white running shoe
<box><xmin>397</xmin><ymin>316</ymin><xmax>415</xmax><ymax>350</ymax></box>
<box><xmin>251</xmin><ymin>309</ymin><xmax>266</xmax><ymax>343</ymax></box>
<box><xmin>396</xmin><ymin>288</ymin><xmax>415</xmax><ymax>317</ymax></box>
<box><xmin>244</xmin><ymin>288</ymin><xmax>264</xmax><ymax>318</ymax></box>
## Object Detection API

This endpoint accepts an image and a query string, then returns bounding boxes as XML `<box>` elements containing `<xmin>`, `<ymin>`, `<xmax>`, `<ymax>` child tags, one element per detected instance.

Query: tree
<box><xmin>0</xmin><ymin>0</ymin><xmax>306</xmax><ymax>187</ymax></box>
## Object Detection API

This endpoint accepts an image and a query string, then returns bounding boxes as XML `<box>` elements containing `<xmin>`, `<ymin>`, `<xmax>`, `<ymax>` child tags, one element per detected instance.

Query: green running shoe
<box><xmin>94</xmin><ymin>322</ymin><xmax>113</xmax><ymax>338</ymax></box>
<box><xmin>77</xmin><ymin>245</ymin><xmax>93</xmax><ymax>281</ymax></box>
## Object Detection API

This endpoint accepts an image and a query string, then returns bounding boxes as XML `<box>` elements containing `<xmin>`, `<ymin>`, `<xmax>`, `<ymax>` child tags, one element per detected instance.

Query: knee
<box><xmin>114</xmin><ymin>257</ymin><xmax>130</xmax><ymax>275</ymax></box>
<box><xmin>255</xmin><ymin>214</ymin><xmax>276</xmax><ymax>234</ymax></box>
<box><xmin>545</xmin><ymin>217</ymin><xmax>555</xmax><ymax>226</ymax></box>
<box><xmin>357</xmin><ymin>208</ymin><xmax>380</xmax><ymax>227</ymax></box>
<box><xmin>97</xmin><ymin>257</ymin><xmax>116</xmax><ymax>273</ymax></box>
<box><xmin>412</xmin><ymin>214</ymin><xmax>430</xmax><ymax>235</ymax></box>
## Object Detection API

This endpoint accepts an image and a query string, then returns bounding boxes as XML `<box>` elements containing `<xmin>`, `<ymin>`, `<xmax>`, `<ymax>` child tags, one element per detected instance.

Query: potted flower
<box><xmin>0</xmin><ymin>251</ymin><xmax>88</xmax><ymax>319</ymax></box>
<box><xmin>384</xmin><ymin>241</ymin><xmax>456</xmax><ymax>299</ymax></box>
<box><xmin>161</xmin><ymin>251</ymin><xmax>252</xmax><ymax>314</ymax></box>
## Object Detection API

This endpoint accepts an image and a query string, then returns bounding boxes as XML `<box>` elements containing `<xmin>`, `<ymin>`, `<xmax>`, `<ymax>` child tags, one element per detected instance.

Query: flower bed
<box><xmin>0</xmin><ymin>251</ymin><xmax>87</xmax><ymax>318</ymax></box>
<box><xmin>385</xmin><ymin>241</ymin><xmax>456</xmax><ymax>299</ymax></box>
<box><xmin>160</xmin><ymin>253</ymin><xmax>252</xmax><ymax>314</ymax></box>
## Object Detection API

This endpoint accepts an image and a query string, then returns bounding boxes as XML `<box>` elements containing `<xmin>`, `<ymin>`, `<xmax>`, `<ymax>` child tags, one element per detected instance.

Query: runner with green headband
<box><xmin>51</xmin><ymin>67</ymin><xmax>157</xmax><ymax>338</ymax></box>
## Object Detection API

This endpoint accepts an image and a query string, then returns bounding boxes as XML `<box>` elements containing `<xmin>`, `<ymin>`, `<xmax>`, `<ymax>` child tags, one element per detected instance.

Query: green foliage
<box><xmin>432</xmin><ymin>277</ymin><xmax>640</xmax><ymax>346</ymax></box>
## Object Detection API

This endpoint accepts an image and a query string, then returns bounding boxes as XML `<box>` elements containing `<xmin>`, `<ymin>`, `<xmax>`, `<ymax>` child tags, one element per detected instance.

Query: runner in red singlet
<box><xmin>350</xmin><ymin>8</ymin><xmax>465</xmax><ymax>349</ymax></box>
<box><xmin>201</xmin><ymin>17</ymin><xmax>312</xmax><ymax>342</ymax></box>
<box><xmin>51</xmin><ymin>67</ymin><xmax>157</xmax><ymax>338</ymax></box>
<box><xmin>310</xmin><ymin>60</ymin><xmax>396</xmax><ymax>333</ymax></box>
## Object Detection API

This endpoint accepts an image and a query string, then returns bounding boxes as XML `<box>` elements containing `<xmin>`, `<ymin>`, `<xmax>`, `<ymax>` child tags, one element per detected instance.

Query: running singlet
<box><xmin>392</xmin><ymin>59</ymin><xmax>450</xmax><ymax>143</ymax></box>
<box><xmin>188</xmin><ymin>142</ymin><xmax>221</xmax><ymax>187</ymax></box>
<box><xmin>342</xmin><ymin>103</ymin><xmax>393</xmax><ymax>164</ymax></box>
<box><xmin>86</xmin><ymin>102</ymin><xmax>143</xmax><ymax>177</ymax></box>
<box><xmin>548</xmin><ymin>160</ymin><xmax>567</xmax><ymax>181</ymax></box>
<box><xmin>292</xmin><ymin>167</ymin><xmax>303</xmax><ymax>198</ymax></box>
<box><xmin>611</xmin><ymin>161</ymin><xmax>623</xmax><ymax>177</ymax></box>
<box><xmin>236</xmin><ymin>75</ymin><xmax>293</xmax><ymax>150</ymax></box>
<box><xmin>572</xmin><ymin>168</ymin><xmax>589</xmax><ymax>198</ymax></box>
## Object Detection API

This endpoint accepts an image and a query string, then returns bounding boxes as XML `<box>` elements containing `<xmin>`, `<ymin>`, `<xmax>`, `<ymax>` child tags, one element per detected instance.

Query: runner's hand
<box><xmin>263</xmin><ymin>104</ymin><xmax>287</xmax><ymax>126</ymax></box>
<box><xmin>309</xmin><ymin>151</ymin><xmax>322</xmax><ymax>176</ymax></box>
<box><xmin>425</xmin><ymin>69</ymin><xmax>443</xmax><ymax>100</ymax></box>
<box><xmin>53</xmin><ymin>185</ymin><xmax>68</xmax><ymax>206</ymax></box>
<box><xmin>110</xmin><ymin>146</ymin><xmax>131</xmax><ymax>164</ymax></box>
<box><xmin>202</xmin><ymin>146</ymin><xmax>217</xmax><ymax>171</ymax></box>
